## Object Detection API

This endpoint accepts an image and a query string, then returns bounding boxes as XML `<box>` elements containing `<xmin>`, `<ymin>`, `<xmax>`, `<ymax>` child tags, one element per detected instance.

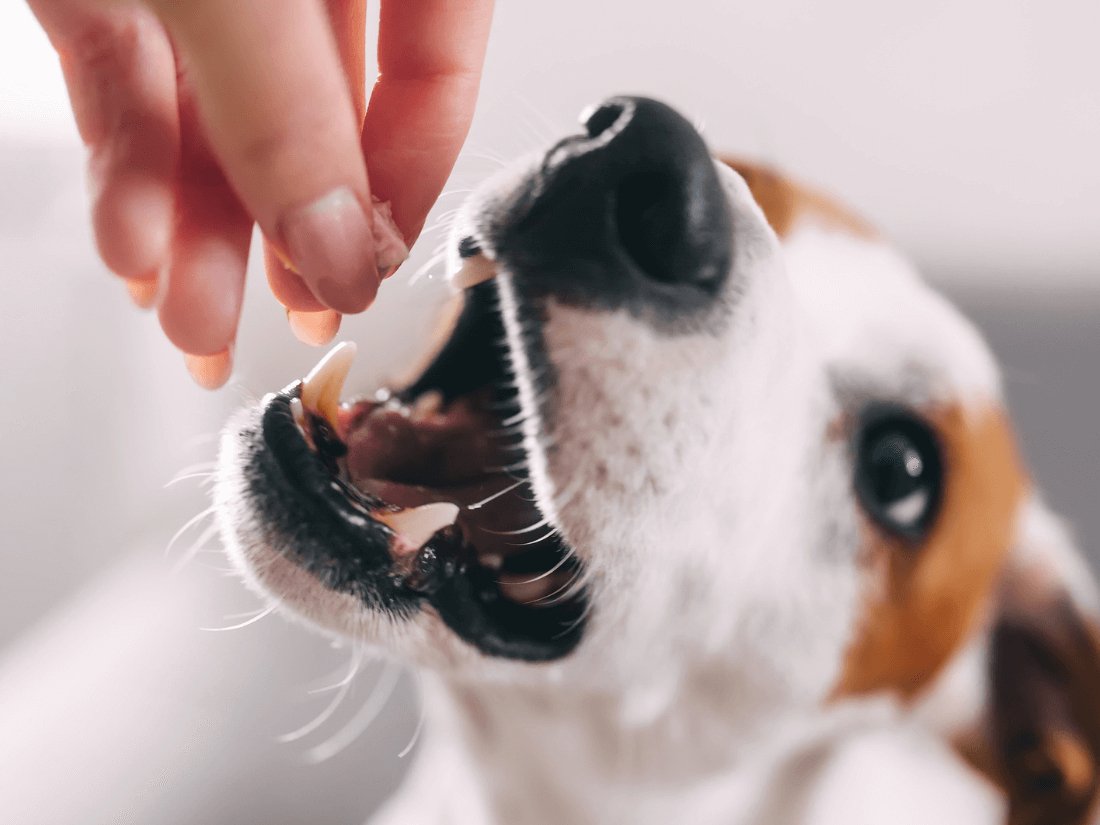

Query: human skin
<box><xmin>27</xmin><ymin>0</ymin><xmax>494</xmax><ymax>387</ymax></box>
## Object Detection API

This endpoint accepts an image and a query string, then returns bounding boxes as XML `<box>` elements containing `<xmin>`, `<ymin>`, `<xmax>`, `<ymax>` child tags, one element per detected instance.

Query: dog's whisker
<box><xmin>279</xmin><ymin>653</ymin><xmax>365</xmax><ymax>743</ymax></box>
<box><xmin>164</xmin><ymin>505</ymin><xmax>217</xmax><ymax>558</ymax></box>
<box><xmin>169</xmin><ymin>523</ymin><xmax>222</xmax><ymax>574</ymax></box>
<box><xmin>163</xmin><ymin>472</ymin><xmax>217</xmax><ymax>490</ymax></box>
<box><xmin>553</xmin><ymin>598</ymin><xmax>594</xmax><ymax>640</ymax></box>
<box><xmin>466</xmin><ymin>479</ymin><xmax>527</xmax><ymax>511</ymax></box>
<box><xmin>485</xmin><ymin>516</ymin><xmax>551</xmax><ymax>537</ymax></box>
<box><xmin>407</xmin><ymin>249</ymin><xmax>449</xmax><ymax>287</ymax></box>
<box><xmin>307</xmin><ymin>651</ymin><xmax>367</xmax><ymax>695</ymax></box>
<box><xmin>461</xmin><ymin>149</ymin><xmax>510</xmax><ymax>168</ymax></box>
<box><xmin>303</xmin><ymin>662</ymin><xmax>402</xmax><ymax>764</ymax></box>
<box><xmin>397</xmin><ymin>672</ymin><xmax>426</xmax><ymax>759</ymax></box>
<box><xmin>499</xmin><ymin>408</ymin><xmax>528</xmax><ymax>428</ymax></box>
<box><xmin>199</xmin><ymin>602</ymin><xmax>278</xmax><ymax>633</ymax></box>
<box><xmin>482</xmin><ymin>458</ymin><xmax>529</xmax><ymax>476</ymax></box>
<box><xmin>504</xmin><ymin>553</ymin><xmax>574</xmax><ymax>590</ymax></box>
<box><xmin>503</xmin><ymin>528</ymin><xmax>559</xmax><ymax>549</ymax></box>
<box><xmin>165</xmin><ymin>460</ymin><xmax>218</xmax><ymax>488</ymax></box>
<box><xmin>540</xmin><ymin>569</ymin><xmax>589</xmax><ymax>606</ymax></box>
<box><xmin>434</xmin><ymin>187</ymin><xmax>476</xmax><ymax>199</ymax></box>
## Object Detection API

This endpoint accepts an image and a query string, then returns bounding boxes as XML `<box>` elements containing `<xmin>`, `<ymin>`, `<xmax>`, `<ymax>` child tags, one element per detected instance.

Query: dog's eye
<box><xmin>854</xmin><ymin>408</ymin><xmax>943</xmax><ymax>540</ymax></box>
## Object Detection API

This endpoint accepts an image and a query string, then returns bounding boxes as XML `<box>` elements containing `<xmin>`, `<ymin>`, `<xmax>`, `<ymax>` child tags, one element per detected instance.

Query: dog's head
<box><xmin>217</xmin><ymin>97</ymin><xmax>1100</xmax><ymax>821</ymax></box>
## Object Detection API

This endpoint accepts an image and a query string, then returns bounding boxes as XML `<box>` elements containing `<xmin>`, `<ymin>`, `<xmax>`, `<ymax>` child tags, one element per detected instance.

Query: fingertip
<box><xmin>288</xmin><ymin>309</ymin><xmax>341</xmax><ymax>347</ymax></box>
<box><xmin>184</xmin><ymin>347</ymin><xmax>234</xmax><ymax>390</ymax></box>
<box><xmin>124</xmin><ymin>275</ymin><xmax>161</xmax><ymax>310</ymax></box>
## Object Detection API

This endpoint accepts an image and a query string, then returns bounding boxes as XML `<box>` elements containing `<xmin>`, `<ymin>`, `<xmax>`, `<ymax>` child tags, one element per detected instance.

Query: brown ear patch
<box><xmin>834</xmin><ymin>405</ymin><xmax>1026</xmax><ymax>698</ymax></box>
<box><xmin>987</xmin><ymin>584</ymin><xmax>1100</xmax><ymax>825</ymax></box>
<box><xmin>719</xmin><ymin>157</ymin><xmax>876</xmax><ymax>240</ymax></box>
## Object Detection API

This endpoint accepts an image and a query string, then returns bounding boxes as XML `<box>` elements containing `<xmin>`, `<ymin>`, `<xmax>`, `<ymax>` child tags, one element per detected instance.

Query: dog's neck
<box><xmin>384</xmin><ymin>671</ymin><xmax>862</xmax><ymax>825</ymax></box>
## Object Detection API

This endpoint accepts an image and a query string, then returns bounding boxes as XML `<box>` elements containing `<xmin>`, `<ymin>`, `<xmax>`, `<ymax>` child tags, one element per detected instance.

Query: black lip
<box><xmin>242</xmin><ymin>284</ymin><xmax>586</xmax><ymax>661</ymax></box>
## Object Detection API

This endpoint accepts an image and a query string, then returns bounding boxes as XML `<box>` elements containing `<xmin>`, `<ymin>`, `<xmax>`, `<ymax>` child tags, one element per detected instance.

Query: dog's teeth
<box><xmin>411</xmin><ymin>390</ymin><xmax>444</xmax><ymax>421</ymax></box>
<box><xmin>376</xmin><ymin>502</ymin><xmax>460</xmax><ymax>551</ymax></box>
<box><xmin>289</xmin><ymin>397</ymin><xmax>308</xmax><ymax>431</ymax></box>
<box><xmin>301</xmin><ymin>341</ymin><xmax>356</xmax><ymax>432</ymax></box>
<box><xmin>450</xmin><ymin>255</ymin><xmax>497</xmax><ymax>290</ymax></box>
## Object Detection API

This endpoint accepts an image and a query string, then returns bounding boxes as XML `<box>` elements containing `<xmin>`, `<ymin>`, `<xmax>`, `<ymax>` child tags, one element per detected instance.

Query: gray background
<box><xmin>0</xmin><ymin>0</ymin><xmax>1097</xmax><ymax>822</ymax></box>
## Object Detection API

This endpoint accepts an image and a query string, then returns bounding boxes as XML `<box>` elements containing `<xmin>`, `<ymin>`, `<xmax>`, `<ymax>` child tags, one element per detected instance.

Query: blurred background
<box><xmin>0</xmin><ymin>0</ymin><xmax>1097</xmax><ymax>822</ymax></box>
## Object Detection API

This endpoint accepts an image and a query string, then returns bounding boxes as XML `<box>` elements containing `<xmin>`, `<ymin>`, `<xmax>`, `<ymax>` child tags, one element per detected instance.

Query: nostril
<box><xmin>583</xmin><ymin>101</ymin><xmax>627</xmax><ymax>140</ymax></box>
<box><xmin>614</xmin><ymin>171</ymin><xmax>679</xmax><ymax>283</ymax></box>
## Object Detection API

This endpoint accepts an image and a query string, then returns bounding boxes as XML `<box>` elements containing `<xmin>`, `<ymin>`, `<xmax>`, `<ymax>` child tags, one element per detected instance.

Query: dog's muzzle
<box><xmin>224</xmin><ymin>96</ymin><xmax>735</xmax><ymax>665</ymax></box>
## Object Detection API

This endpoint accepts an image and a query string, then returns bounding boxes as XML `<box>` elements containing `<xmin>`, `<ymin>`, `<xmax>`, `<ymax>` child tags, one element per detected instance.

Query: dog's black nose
<box><xmin>494</xmin><ymin>96</ymin><xmax>733</xmax><ymax>320</ymax></box>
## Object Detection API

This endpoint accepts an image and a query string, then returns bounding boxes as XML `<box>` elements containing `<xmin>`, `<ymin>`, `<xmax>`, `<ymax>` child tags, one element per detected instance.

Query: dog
<box><xmin>215</xmin><ymin>96</ymin><xmax>1100</xmax><ymax>824</ymax></box>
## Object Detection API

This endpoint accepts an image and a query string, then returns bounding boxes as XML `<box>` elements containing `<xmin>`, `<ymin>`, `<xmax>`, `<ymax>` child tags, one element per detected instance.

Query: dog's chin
<box><xmin>217</xmin><ymin>279</ymin><xmax>588</xmax><ymax>664</ymax></box>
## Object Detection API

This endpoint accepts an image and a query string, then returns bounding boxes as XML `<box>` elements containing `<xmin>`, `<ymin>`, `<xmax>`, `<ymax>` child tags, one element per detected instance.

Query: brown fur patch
<box><xmin>834</xmin><ymin>405</ymin><xmax>1027</xmax><ymax>698</ymax></box>
<box><xmin>985</xmin><ymin>586</ymin><xmax>1100</xmax><ymax>825</ymax></box>
<box><xmin>720</xmin><ymin>157</ymin><xmax>875</xmax><ymax>240</ymax></box>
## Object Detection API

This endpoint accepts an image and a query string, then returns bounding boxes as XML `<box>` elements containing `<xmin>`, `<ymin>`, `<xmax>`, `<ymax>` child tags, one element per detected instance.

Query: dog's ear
<box><xmin>982</xmin><ymin>509</ymin><xmax>1100</xmax><ymax>825</ymax></box>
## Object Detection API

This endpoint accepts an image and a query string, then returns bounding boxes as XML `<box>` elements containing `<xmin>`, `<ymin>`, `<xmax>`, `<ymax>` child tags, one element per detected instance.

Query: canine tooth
<box><xmin>376</xmin><ymin>502</ymin><xmax>460</xmax><ymax>551</ymax></box>
<box><xmin>450</xmin><ymin>255</ymin><xmax>497</xmax><ymax>290</ymax></box>
<box><xmin>301</xmin><ymin>341</ymin><xmax>357</xmax><ymax>430</ymax></box>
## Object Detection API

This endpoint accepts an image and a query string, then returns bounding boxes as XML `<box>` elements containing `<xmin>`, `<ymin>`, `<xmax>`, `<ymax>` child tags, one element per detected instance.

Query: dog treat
<box><xmin>371</xmin><ymin>197</ymin><xmax>409</xmax><ymax>279</ymax></box>
<box><xmin>451</xmin><ymin>254</ymin><xmax>498</xmax><ymax>290</ymax></box>
<box><xmin>300</xmin><ymin>341</ymin><xmax>356</xmax><ymax>435</ymax></box>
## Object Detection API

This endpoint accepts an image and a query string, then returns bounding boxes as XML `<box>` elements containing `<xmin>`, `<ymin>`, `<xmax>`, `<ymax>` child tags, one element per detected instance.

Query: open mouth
<box><xmin>249</xmin><ymin>267</ymin><xmax>586</xmax><ymax>661</ymax></box>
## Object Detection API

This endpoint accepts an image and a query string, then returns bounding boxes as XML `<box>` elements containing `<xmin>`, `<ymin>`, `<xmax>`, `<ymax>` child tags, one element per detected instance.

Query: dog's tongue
<box><xmin>343</xmin><ymin>390</ymin><xmax>498</xmax><ymax>489</ymax></box>
<box><xmin>343</xmin><ymin>393</ymin><xmax>535</xmax><ymax>544</ymax></box>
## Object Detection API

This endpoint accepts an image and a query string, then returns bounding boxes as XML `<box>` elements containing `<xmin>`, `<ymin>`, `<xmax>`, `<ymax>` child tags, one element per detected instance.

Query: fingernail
<box><xmin>280</xmin><ymin>187</ymin><xmax>379</xmax><ymax>313</ymax></box>
<box><xmin>370</xmin><ymin>198</ymin><xmax>410</xmax><ymax>280</ymax></box>
<box><xmin>184</xmin><ymin>346</ymin><xmax>234</xmax><ymax>390</ymax></box>
<box><xmin>124</xmin><ymin>276</ymin><xmax>160</xmax><ymax>310</ymax></box>
<box><xmin>288</xmin><ymin>309</ymin><xmax>341</xmax><ymax>347</ymax></box>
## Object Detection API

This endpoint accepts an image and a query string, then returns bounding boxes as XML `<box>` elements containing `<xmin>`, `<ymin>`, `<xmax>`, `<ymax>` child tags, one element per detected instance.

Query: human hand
<box><xmin>28</xmin><ymin>0</ymin><xmax>494</xmax><ymax>388</ymax></box>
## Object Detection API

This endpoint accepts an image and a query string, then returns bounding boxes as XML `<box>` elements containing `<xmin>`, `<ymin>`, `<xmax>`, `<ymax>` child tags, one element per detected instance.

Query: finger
<box><xmin>157</xmin><ymin>85</ymin><xmax>252</xmax><ymax>361</ymax></box>
<box><xmin>287</xmin><ymin>309</ymin><xmax>342</xmax><ymax>347</ymax></box>
<box><xmin>184</xmin><ymin>348</ymin><xmax>234</xmax><ymax>391</ymax></box>
<box><xmin>362</xmin><ymin>0</ymin><xmax>494</xmax><ymax>243</ymax></box>
<box><xmin>124</xmin><ymin>277</ymin><xmax>160</xmax><ymax>309</ymax></box>
<box><xmin>326</xmin><ymin>0</ymin><xmax>368</xmax><ymax>120</ymax></box>
<box><xmin>262</xmin><ymin>0</ymin><xmax>366</xmax><ymax>315</ymax></box>
<box><xmin>28</xmin><ymin>1</ymin><xmax>178</xmax><ymax>282</ymax></box>
<box><xmin>147</xmin><ymin>0</ymin><xmax>380</xmax><ymax>313</ymax></box>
